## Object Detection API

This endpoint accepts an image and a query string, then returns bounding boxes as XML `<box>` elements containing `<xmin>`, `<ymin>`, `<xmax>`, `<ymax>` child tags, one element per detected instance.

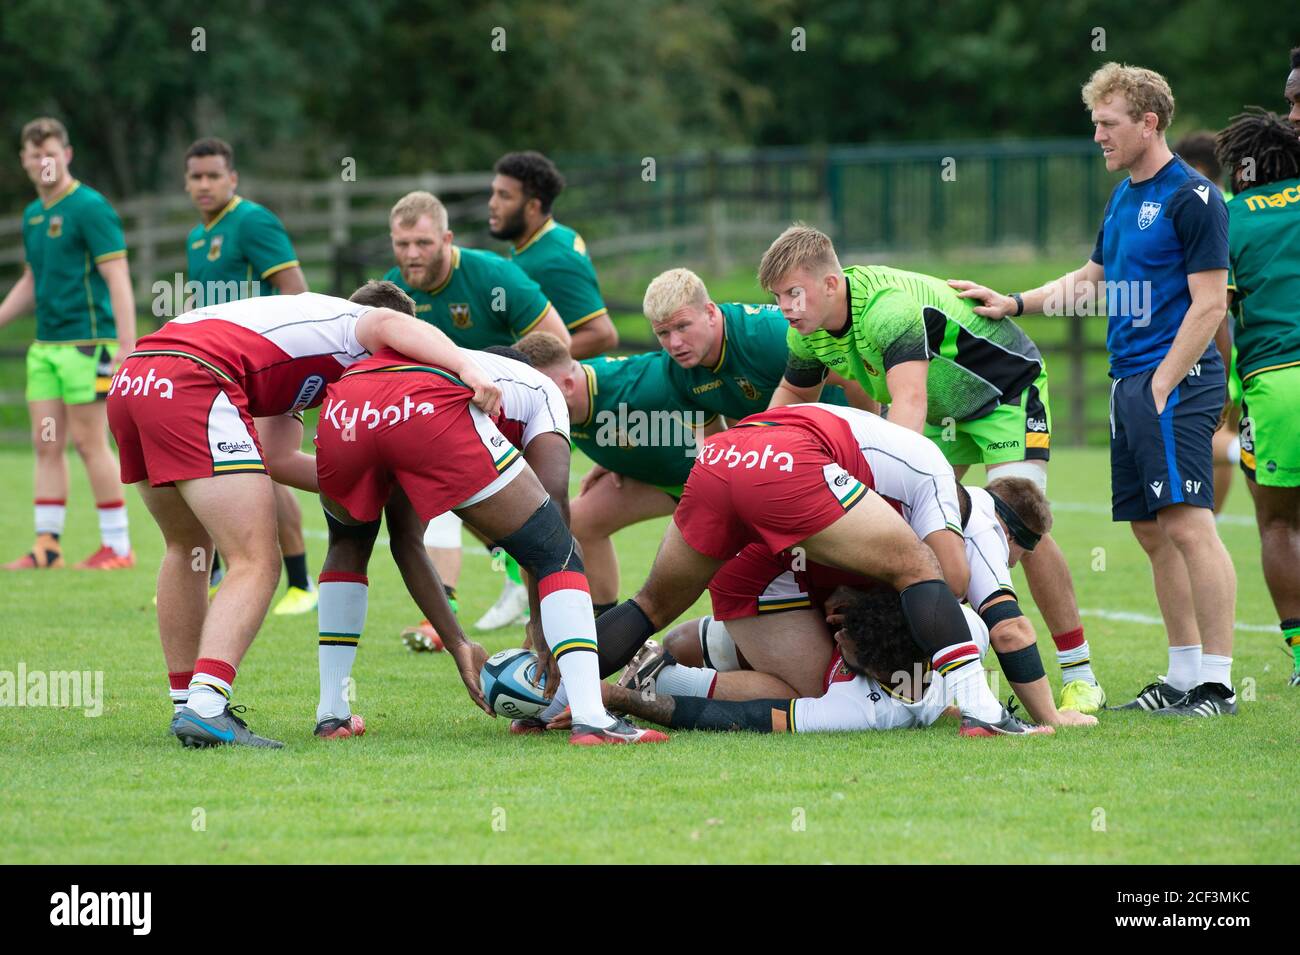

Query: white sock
<box><xmin>936</xmin><ymin>642</ymin><xmax>1003</xmax><ymax>722</ymax></box>
<box><xmin>35</xmin><ymin>499</ymin><xmax>66</xmax><ymax>538</ymax></box>
<box><xmin>1167</xmin><ymin>644</ymin><xmax>1202</xmax><ymax>692</ymax></box>
<box><xmin>316</xmin><ymin>572</ymin><xmax>368</xmax><ymax>721</ymax></box>
<box><xmin>1199</xmin><ymin>653</ymin><xmax>1233</xmax><ymax>692</ymax></box>
<box><xmin>539</xmin><ymin>571</ymin><xmax>612</xmax><ymax>728</ymax></box>
<box><xmin>187</xmin><ymin>661</ymin><xmax>234</xmax><ymax>718</ymax></box>
<box><xmin>539</xmin><ymin>683</ymin><xmax>569</xmax><ymax>721</ymax></box>
<box><xmin>654</xmin><ymin>663</ymin><xmax>718</xmax><ymax>698</ymax></box>
<box><xmin>97</xmin><ymin>500</ymin><xmax>130</xmax><ymax>556</ymax></box>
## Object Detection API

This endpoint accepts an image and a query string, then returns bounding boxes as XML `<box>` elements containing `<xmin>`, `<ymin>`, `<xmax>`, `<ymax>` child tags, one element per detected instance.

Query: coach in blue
<box><xmin>947</xmin><ymin>63</ymin><xmax>1237</xmax><ymax>718</ymax></box>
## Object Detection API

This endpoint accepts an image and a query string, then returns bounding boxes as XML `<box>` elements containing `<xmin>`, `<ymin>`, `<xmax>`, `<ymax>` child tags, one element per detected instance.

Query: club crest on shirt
<box><xmin>47</xmin><ymin>215</ymin><xmax>63</xmax><ymax>238</ymax></box>
<box><xmin>734</xmin><ymin>376</ymin><xmax>759</xmax><ymax>400</ymax></box>
<box><xmin>206</xmin><ymin>235</ymin><xmax>223</xmax><ymax>261</ymax></box>
<box><xmin>449</xmin><ymin>303</ymin><xmax>472</xmax><ymax>328</ymax></box>
<box><xmin>1138</xmin><ymin>201</ymin><xmax>1162</xmax><ymax>230</ymax></box>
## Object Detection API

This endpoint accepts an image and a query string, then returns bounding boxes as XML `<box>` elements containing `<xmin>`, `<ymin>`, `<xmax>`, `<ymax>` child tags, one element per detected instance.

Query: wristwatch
<box><xmin>1010</xmin><ymin>292</ymin><xmax>1024</xmax><ymax>317</ymax></box>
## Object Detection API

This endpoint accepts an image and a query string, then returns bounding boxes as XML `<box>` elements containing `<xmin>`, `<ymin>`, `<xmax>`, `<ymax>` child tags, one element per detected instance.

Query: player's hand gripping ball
<box><xmin>480</xmin><ymin>648</ymin><xmax>550</xmax><ymax>718</ymax></box>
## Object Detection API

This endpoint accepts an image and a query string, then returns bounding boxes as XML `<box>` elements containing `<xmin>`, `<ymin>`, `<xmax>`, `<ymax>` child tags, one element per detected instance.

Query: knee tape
<box><xmin>495</xmin><ymin>498</ymin><xmax>583</xmax><ymax>579</ymax></box>
<box><xmin>699</xmin><ymin>616</ymin><xmax>741</xmax><ymax>672</ymax></box>
<box><xmin>323</xmin><ymin>508</ymin><xmax>382</xmax><ymax>542</ymax></box>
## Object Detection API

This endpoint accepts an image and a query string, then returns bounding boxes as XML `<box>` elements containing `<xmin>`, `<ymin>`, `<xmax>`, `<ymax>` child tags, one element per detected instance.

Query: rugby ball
<box><xmin>480</xmin><ymin>648</ymin><xmax>549</xmax><ymax>719</ymax></box>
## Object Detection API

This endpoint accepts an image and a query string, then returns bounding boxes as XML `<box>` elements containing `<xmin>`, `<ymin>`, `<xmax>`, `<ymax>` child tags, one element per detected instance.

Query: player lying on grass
<box><xmin>762</xmin><ymin>224</ymin><xmax>1105</xmax><ymax>714</ymax></box>
<box><xmin>312</xmin><ymin>324</ymin><xmax>666</xmax><ymax>745</ymax></box>
<box><xmin>514</xmin><ymin>331</ymin><xmax>720</xmax><ymax>615</ymax></box>
<box><xmin>540</xmin><ymin>402</ymin><xmax>1049</xmax><ymax>735</ymax></box>
<box><xmin>557</xmin><ymin>590</ymin><xmax>1052</xmax><ymax>736</ymax></box>
<box><xmin>644</xmin><ymin>478</ymin><xmax>1098</xmax><ymax>728</ymax></box>
<box><xmin>108</xmin><ymin>291</ymin><xmax>501</xmax><ymax>748</ymax></box>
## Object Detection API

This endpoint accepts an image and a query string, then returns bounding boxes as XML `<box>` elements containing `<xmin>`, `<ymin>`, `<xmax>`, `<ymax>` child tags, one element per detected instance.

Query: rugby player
<box><xmin>588</xmin><ymin>592</ymin><xmax>1052</xmax><ymax>737</ymax></box>
<box><xmin>643</xmin><ymin>266</ymin><xmax>872</xmax><ymax>416</ymax></box>
<box><xmin>761</xmin><ymin>224</ymin><xmax>1105</xmax><ymax>714</ymax></box>
<box><xmin>488</xmin><ymin>151</ymin><xmax>618</xmax><ymax>358</ymax></box>
<box><xmin>108</xmin><ymin>290</ymin><xmax>502</xmax><ymax>747</ymax></box>
<box><xmin>952</xmin><ymin>64</ymin><xmax>1237</xmax><ymax>716</ymax></box>
<box><xmin>1173</xmin><ymin>131</ymin><xmax>1241</xmax><ymax>515</ymax></box>
<box><xmin>312</xmin><ymin>335</ymin><xmax>666</xmax><ymax>745</ymax></box>
<box><xmin>347</xmin><ymin>281</ymin><xmax>572</xmax><ymax>654</ymax></box>
<box><xmin>515</xmin><ymin>330</ymin><xmax>717</xmax><ymax>615</ymax></box>
<box><xmin>646</xmin><ymin>478</ymin><xmax>1098</xmax><ymax>728</ymax></box>
<box><xmin>543</xmin><ymin>403</ymin><xmax>1047</xmax><ymax>735</ymax></box>
<box><xmin>384</xmin><ymin>189</ymin><xmax>571</xmax><ymax>632</ymax></box>
<box><xmin>1215</xmin><ymin>109</ymin><xmax>1300</xmax><ymax>686</ymax></box>
<box><xmin>182</xmin><ymin>136</ymin><xmax>318</xmax><ymax>615</ymax></box>
<box><xmin>0</xmin><ymin>118</ymin><xmax>135</xmax><ymax>571</ymax></box>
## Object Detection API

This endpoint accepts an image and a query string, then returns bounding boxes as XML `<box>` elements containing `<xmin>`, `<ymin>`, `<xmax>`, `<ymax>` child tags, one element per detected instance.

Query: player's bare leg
<box><xmin>400</xmin><ymin>512</ymin><xmax>463</xmax><ymax>650</ymax></box>
<box><xmin>137</xmin><ymin>483</ymin><xmax>212</xmax><ymax>701</ymax></box>
<box><xmin>570</xmin><ymin>474</ymin><xmax>676</xmax><ymax>609</ymax></box>
<box><xmin>458</xmin><ymin>467</ymin><xmax>665</xmax><ymax>744</ymax></box>
<box><xmin>271</xmin><ymin>482</ymin><xmax>316</xmax><ymax>615</ymax></box>
<box><xmin>723</xmin><ymin>611</ymin><xmax>832</xmax><ymax>698</ymax></box>
<box><xmin>1212</xmin><ymin>407</ymin><xmax>1240</xmax><ymax>514</ymax></box>
<box><xmin>1246</xmin><ymin>480</ymin><xmax>1300</xmax><ymax>684</ymax></box>
<box><xmin>8</xmin><ymin>398</ymin><xmax>68</xmax><ymax>568</ymax></box>
<box><xmin>65</xmin><ymin>400</ymin><xmax>132</xmax><ymax>568</ymax></box>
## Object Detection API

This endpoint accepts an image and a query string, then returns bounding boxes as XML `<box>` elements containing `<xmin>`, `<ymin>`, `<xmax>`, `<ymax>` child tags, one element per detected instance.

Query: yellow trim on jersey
<box><xmin>129</xmin><ymin>348</ymin><xmax>236</xmax><ymax>382</ymax></box>
<box><xmin>1025</xmin><ymin>432</ymin><xmax>1050</xmax><ymax>449</ymax></box>
<box><xmin>213</xmin><ymin>461</ymin><xmax>266</xmax><ymax>474</ymax></box>
<box><xmin>580</xmin><ymin>363</ymin><xmax>597</xmax><ymax>428</ymax></box>
<box><xmin>259</xmin><ymin>259</ymin><xmax>300</xmax><ymax>280</ymax></box>
<box><xmin>708</xmin><ymin>324</ymin><xmax>729</xmax><ymax>373</ymax></box>
<box><xmin>83</xmin><ymin>252</ymin><xmax>98</xmax><ymax>340</ymax></box>
<box><xmin>513</xmin><ymin>217</ymin><xmax>557</xmax><ymax>255</ymax></box>
<box><xmin>1241</xmin><ymin>359</ymin><xmax>1300</xmax><ymax>383</ymax></box>
<box><xmin>565</xmin><ymin>307</ymin><xmax>608</xmax><ymax>330</ymax></box>
<box><xmin>42</xmin><ymin>179</ymin><xmax>80</xmax><ymax>210</ymax></box>
<box><xmin>839</xmin><ymin>482</ymin><xmax>867</xmax><ymax>510</ymax></box>
<box><xmin>757</xmin><ymin>597</ymin><xmax>813</xmax><ymax>613</ymax></box>
<box><xmin>203</xmin><ymin>195</ymin><xmax>242</xmax><ymax>232</ymax></box>
<box><xmin>517</xmin><ymin>301</ymin><xmax>554</xmax><ymax>336</ymax></box>
<box><xmin>426</xmin><ymin>246</ymin><xmax>461</xmax><ymax>296</ymax></box>
<box><xmin>93</xmin><ymin>249</ymin><xmax>127</xmax><ymax>264</ymax></box>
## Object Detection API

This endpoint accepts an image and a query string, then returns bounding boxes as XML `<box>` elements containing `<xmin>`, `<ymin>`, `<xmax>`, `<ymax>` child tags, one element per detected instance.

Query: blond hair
<box><xmin>758</xmin><ymin>223</ymin><xmax>841</xmax><ymax>292</ymax></box>
<box><xmin>1082</xmin><ymin>63</ymin><xmax>1175</xmax><ymax>132</ymax></box>
<box><xmin>515</xmin><ymin>331</ymin><xmax>572</xmax><ymax>370</ymax></box>
<box><xmin>642</xmin><ymin>268</ymin><xmax>710</xmax><ymax>324</ymax></box>
<box><xmin>21</xmin><ymin>117</ymin><xmax>69</xmax><ymax>149</ymax></box>
<box><xmin>390</xmin><ymin>190</ymin><xmax>448</xmax><ymax>230</ymax></box>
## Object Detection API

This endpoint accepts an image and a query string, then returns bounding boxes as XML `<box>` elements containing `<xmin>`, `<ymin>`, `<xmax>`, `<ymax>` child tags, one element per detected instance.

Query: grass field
<box><xmin>1</xmin><ymin>442</ymin><xmax>1296</xmax><ymax>864</ymax></box>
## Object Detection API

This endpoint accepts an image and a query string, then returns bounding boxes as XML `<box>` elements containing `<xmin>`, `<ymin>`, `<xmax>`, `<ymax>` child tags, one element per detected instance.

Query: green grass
<box><xmin>0</xmin><ymin>445</ymin><xmax>1296</xmax><ymax>863</ymax></box>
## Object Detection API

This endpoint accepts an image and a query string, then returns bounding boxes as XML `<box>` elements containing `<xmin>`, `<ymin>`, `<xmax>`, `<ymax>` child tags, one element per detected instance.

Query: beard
<box><xmin>489</xmin><ymin>206</ymin><xmax>529</xmax><ymax>242</ymax></box>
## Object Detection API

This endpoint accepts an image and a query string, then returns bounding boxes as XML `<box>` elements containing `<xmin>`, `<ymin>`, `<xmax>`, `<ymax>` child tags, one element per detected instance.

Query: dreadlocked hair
<box><xmin>1215</xmin><ymin>108</ymin><xmax>1300</xmax><ymax>190</ymax></box>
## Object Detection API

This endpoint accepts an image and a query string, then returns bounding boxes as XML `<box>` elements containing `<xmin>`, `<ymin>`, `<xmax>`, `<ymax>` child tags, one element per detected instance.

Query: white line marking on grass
<box><xmin>1049</xmin><ymin>500</ymin><xmax>1256</xmax><ymax>527</ymax></box>
<box><xmin>1078</xmin><ymin>607</ymin><xmax>1277</xmax><ymax>633</ymax></box>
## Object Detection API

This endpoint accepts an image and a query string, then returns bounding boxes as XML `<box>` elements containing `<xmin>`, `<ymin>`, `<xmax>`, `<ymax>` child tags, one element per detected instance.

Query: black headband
<box><xmin>988</xmin><ymin>490</ymin><xmax>1042</xmax><ymax>551</ymax></box>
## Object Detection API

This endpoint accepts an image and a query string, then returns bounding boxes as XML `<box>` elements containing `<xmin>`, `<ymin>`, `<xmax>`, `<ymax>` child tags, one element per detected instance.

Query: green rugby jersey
<box><xmin>1226</xmin><ymin>177</ymin><xmax>1300</xmax><ymax>381</ymax></box>
<box><xmin>784</xmin><ymin>265</ymin><xmax>1043</xmax><ymax>424</ymax></box>
<box><xmin>381</xmin><ymin>246</ymin><xmax>551</xmax><ymax>349</ymax></box>
<box><xmin>22</xmin><ymin>180</ymin><xmax>126</xmax><ymax>343</ymax></box>
<box><xmin>571</xmin><ymin>351</ymin><xmax>713</xmax><ymax>489</ymax></box>
<box><xmin>666</xmin><ymin>302</ymin><xmax>848</xmax><ymax>419</ymax></box>
<box><xmin>186</xmin><ymin>196</ymin><xmax>299</xmax><ymax>306</ymax></box>
<box><xmin>510</xmin><ymin>218</ymin><xmax>608</xmax><ymax>330</ymax></box>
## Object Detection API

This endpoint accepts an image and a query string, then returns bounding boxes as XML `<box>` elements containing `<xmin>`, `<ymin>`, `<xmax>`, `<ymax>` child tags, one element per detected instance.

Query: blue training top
<box><xmin>1090</xmin><ymin>155</ymin><xmax>1229</xmax><ymax>379</ymax></box>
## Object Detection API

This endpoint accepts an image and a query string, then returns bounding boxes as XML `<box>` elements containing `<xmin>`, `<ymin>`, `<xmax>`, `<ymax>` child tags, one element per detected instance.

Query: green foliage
<box><xmin>1</xmin><ymin>0</ymin><xmax>1289</xmax><ymax>210</ymax></box>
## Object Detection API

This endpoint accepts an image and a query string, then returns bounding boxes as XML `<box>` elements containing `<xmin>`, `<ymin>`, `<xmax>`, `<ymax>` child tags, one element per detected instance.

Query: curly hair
<box><xmin>1215</xmin><ymin>108</ymin><xmax>1300</xmax><ymax>191</ymax></box>
<box><xmin>494</xmin><ymin>151</ymin><xmax>566</xmax><ymax>215</ymax></box>
<box><xmin>1082</xmin><ymin>63</ymin><xmax>1175</xmax><ymax>132</ymax></box>
<box><xmin>840</xmin><ymin>589</ymin><xmax>924</xmax><ymax>684</ymax></box>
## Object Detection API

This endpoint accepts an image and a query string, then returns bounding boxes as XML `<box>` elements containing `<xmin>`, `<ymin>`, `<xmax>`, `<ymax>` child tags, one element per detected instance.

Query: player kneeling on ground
<box><xmin>313</xmin><ymin>315</ymin><xmax>665</xmax><ymax>745</ymax></box>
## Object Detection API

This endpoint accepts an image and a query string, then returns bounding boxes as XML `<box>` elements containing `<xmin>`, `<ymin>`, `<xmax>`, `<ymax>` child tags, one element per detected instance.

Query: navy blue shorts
<box><xmin>1109</xmin><ymin>358</ymin><xmax>1224</xmax><ymax>522</ymax></box>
